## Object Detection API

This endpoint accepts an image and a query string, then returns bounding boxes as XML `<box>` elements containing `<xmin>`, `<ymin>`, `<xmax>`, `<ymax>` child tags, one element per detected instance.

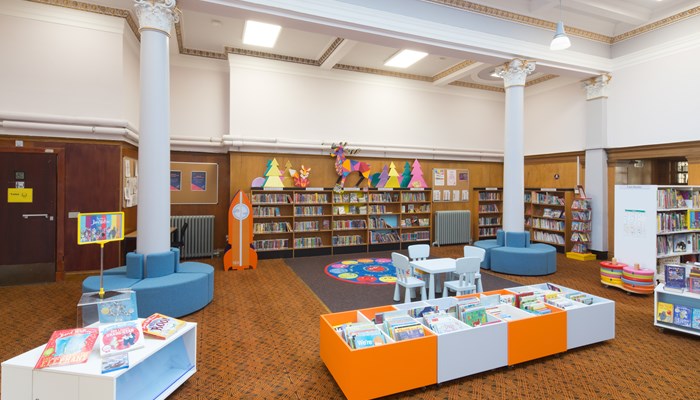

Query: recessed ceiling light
<box><xmin>242</xmin><ymin>20</ymin><xmax>281</xmax><ymax>48</ymax></box>
<box><xmin>384</xmin><ymin>49</ymin><xmax>428</xmax><ymax>68</ymax></box>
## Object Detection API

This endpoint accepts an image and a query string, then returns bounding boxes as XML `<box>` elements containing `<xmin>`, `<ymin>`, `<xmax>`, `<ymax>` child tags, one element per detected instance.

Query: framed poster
<box><xmin>77</xmin><ymin>212</ymin><xmax>124</xmax><ymax>245</ymax></box>
<box><xmin>170</xmin><ymin>162</ymin><xmax>218</xmax><ymax>204</ymax></box>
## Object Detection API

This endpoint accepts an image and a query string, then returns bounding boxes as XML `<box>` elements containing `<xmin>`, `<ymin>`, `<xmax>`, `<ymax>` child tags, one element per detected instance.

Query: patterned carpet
<box><xmin>1</xmin><ymin>247</ymin><xmax>699</xmax><ymax>399</ymax></box>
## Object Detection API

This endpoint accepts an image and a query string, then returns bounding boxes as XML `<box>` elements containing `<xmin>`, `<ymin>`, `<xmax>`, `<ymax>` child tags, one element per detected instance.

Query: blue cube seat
<box><xmin>490</xmin><ymin>243</ymin><xmax>557</xmax><ymax>276</ymax></box>
<box><xmin>473</xmin><ymin>230</ymin><xmax>505</xmax><ymax>269</ymax></box>
<box><xmin>178</xmin><ymin>262</ymin><xmax>215</xmax><ymax>302</ymax></box>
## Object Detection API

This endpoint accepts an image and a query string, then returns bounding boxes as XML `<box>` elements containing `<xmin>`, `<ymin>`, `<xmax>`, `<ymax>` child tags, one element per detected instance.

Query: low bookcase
<box><xmin>654</xmin><ymin>283</ymin><xmax>700</xmax><ymax>336</ymax></box>
<box><xmin>320</xmin><ymin>284</ymin><xmax>614</xmax><ymax>400</ymax></box>
<box><xmin>2</xmin><ymin>321</ymin><xmax>197</xmax><ymax>400</ymax></box>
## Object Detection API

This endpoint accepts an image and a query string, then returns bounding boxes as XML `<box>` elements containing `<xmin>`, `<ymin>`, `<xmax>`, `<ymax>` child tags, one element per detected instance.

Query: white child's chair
<box><xmin>463</xmin><ymin>245</ymin><xmax>486</xmax><ymax>293</ymax></box>
<box><xmin>442</xmin><ymin>256</ymin><xmax>480</xmax><ymax>297</ymax></box>
<box><xmin>392</xmin><ymin>252</ymin><xmax>427</xmax><ymax>303</ymax></box>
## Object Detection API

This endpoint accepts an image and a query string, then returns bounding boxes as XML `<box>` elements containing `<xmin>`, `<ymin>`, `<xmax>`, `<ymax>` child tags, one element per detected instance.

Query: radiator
<box><xmin>433</xmin><ymin>210</ymin><xmax>471</xmax><ymax>246</ymax></box>
<box><xmin>171</xmin><ymin>215</ymin><xmax>215</xmax><ymax>258</ymax></box>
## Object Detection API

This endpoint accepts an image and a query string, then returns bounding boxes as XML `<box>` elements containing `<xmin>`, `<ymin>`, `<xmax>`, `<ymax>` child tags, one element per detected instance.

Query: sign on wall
<box><xmin>170</xmin><ymin>162</ymin><xmax>218</xmax><ymax>204</ymax></box>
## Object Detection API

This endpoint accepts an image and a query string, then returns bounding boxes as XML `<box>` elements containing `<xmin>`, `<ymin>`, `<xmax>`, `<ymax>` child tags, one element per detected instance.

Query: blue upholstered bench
<box><xmin>476</xmin><ymin>231</ymin><xmax>557</xmax><ymax>276</ymax></box>
<box><xmin>82</xmin><ymin>248</ymin><xmax>214</xmax><ymax>318</ymax></box>
<box><xmin>473</xmin><ymin>230</ymin><xmax>505</xmax><ymax>269</ymax></box>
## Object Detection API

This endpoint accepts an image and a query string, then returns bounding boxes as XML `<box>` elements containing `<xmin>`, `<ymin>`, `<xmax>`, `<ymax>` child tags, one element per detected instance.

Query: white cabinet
<box><xmin>2</xmin><ymin>321</ymin><xmax>197</xmax><ymax>400</ymax></box>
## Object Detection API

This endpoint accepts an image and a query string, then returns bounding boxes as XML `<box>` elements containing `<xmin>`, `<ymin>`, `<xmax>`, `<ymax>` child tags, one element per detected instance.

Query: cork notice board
<box><xmin>170</xmin><ymin>162</ymin><xmax>218</xmax><ymax>204</ymax></box>
<box><xmin>432</xmin><ymin>168</ymin><xmax>469</xmax><ymax>202</ymax></box>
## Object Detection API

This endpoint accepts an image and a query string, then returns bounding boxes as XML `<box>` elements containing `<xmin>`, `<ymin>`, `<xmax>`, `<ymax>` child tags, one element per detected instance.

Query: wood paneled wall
<box><xmin>524</xmin><ymin>152</ymin><xmax>585</xmax><ymax>189</ymax></box>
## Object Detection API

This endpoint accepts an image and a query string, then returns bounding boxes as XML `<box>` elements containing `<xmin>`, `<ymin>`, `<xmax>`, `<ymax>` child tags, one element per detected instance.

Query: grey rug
<box><xmin>284</xmin><ymin>250</ymin><xmax>519</xmax><ymax>312</ymax></box>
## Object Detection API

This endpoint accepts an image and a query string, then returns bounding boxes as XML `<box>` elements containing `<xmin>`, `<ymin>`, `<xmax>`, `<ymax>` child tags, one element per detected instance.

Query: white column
<box><xmin>495</xmin><ymin>59</ymin><xmax>535</xmax><ymax>232</ymax></box>
<box><xmin>134</xmin><ymin>0</ymin><xmax>179</xmax><ymax>255</ymax></box>
<box><xmin>584</xmin><ymin>74</ymin><xmax>612</xmax><ymax>254</ymax></box>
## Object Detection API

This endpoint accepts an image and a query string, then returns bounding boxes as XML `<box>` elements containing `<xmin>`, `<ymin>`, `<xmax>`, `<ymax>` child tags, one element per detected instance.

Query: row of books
<box><xmin>333</xmin><ymin>205</ymin><xmax>367</xmax><ymax>215</ymax></box>
<box><xmin>572</xmin><ymin>221</ymin><xmax>592</xmax><ymax>232</ymax></box>
<box><xmin>478</xmin><ymin>192</ymin><xmax>501</xmax><ymax>201</ymax></box>
<box><xmin>333</xmin><ymin>193</ymin><xmax>365</xmax><ymax>203</ymax></box>
<box><xmin>571</xmin><ymin>232</ymin><xmax>590</xmax><ymax>243</ymax></box>
<box><xmin>663</xmin><ymin>264</ymin><xmax>700</xmax><ymax>293</ymax></box>
<box><xmin>334</xmin><ymin>322</ymin><xmax>386</xmax><ymax>349</ymax></box>
<box><xmin>294</xmin><ymin>237</ymin><xmax>322</xmax><ymax>249</ymax></box>
<box><xmin>294</xmin><ymin>206</ymin><xmax>325</xmax><ymax>216</ymax></box>
<box><xmin>571</xmin><ymin>243</ymin><xmax>589</xmax><ymax>253</ymax></box>
<box><xmin>401</xmin><ymin>231</ymin><xmax>430</xmax><ymax>241</ymax></box>
<box><xmin>572</xmin><ymin>211</ymin><xmax>591</xmax><ymax>221</ymax></box>
<box><xmin>532</xmin><ymin>230</ymin><xmax>565</xmax><ymax>245</ymax></box>
<box><xmin>253</xmin><ymin>206</ymin><xmax>281</xmax><ymax>217</ymax></box>
<box><xmin>252</xmin><ymin>193</ymin><xmax>292</xmax><ymax>204</ymax></box>
<box><xmin>333</xmin><ymin>219</ymin><xmax>366</xmax><ymax>230</ymax></box>
<box><xmin>332</xmin><ymin>235</ymin><xmax>364</xmax><ymax>246</ymax></box>
<box><xmin>369</xmin><ymin>193</ymin><xmax>399</xmax><ymax>202</ymax></box>
<box><xmin>479</xmin><ymin>227</ymin><xmax>500</xmax><ymax>237</ymax></box>
<box><xmin>368</xmin><ymin>217</ymin><xmax>394</xmax><ymax>229</ymax></box>
<box><xmin>657</xmin><ymin>302</ymin><xmax>700</xmax><ymax>330</ymax></box>
<box><xmin>253</xmin><ymin>238</ymin><xmax>289</xmax><ymax>250</ymax></box>
<box><xmin>402</xmin><ymin>204</ymin><xmax>431</xmax><ymax>213</ymax></box>
<box><xmin>294</xmin><ymin>193</ymin><xmax>329</xmax><ymax>203</ymax></box>
<box><xmin>370</xmin><ymin>231</ymin><xmax>401</xmax><ymax>244</ymax></box>
<box><xmin>571</xmin><ymin>199</ymin><xmax>590</xmax><ymax>210</ymax></box>
<box><xmin>401</xmin><ymin>192</ymin><xmax>428</xmax><ymax>202</ymax></box>
<box><xmin>657</xmin><ymin>211</ymin><xmax>688</xmax><ymax>232</ymax></box>
<box><xmin>657</xmin><ymin>188</ymin><xmax>699</xmax><ymax>209</ymax></box>
<box><xmin>479</xmin><ymin>204</ymin><xmax>500</xmax><ymax>213</ymax></box>
<box><xmin>369</xmin><ymin>205</ymin><xmax>390</xmax><ymax>214</ymax></box>
<box><xmin>530</xmin><ymin>217</ymin><xmax>565</xmax><ymax>231</ymax></box>
<box><xmin>401</xmin><ymin>217</ymin><xmax>430</xmax><ymax>227</ymax></box>
<box><xmin>478</xmin><ymin>216</ymin><xmax>501</xmax><ymax>226</ymax></box>
<box><xmin>532</xmin><ymin>193</ymin><xmax>565</xmax><ymax>205</ymax></box>
<box><xmin>541</xmin><ymin>208</ymin><xmax>564</xmax><ymax>219</ymax></box>
<box><xmin>294</xmin><ymin>220</ymin><xmax>330</xmax><ymax>231</ymax></box>
<box><xmin>253</xmin><ymin>221</ymin><xmax>292</xmax><ymax>233</ymax></box>
<box><xmin>656</xmin><ymin>234</ymin><xmax>698</xmax><ymax>256</ymax></box>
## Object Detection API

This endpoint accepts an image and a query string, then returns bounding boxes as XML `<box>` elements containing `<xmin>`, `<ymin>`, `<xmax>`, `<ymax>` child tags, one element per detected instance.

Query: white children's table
<box><xmin>409</xmin><ymin>258</ymin><xmax>457</xmax><ymax>299</ymax></box>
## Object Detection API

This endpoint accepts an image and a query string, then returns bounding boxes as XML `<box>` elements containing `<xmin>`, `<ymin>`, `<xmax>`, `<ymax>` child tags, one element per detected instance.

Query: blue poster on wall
<box><xmin>170</xmin><ymin>170</ymin><xmax>181</xmax><ymax>191</ymax></box>
<box><xmin>191</xmin><ymin>171</ymin><xmax>207</xmax><ymax>191</ymax></box>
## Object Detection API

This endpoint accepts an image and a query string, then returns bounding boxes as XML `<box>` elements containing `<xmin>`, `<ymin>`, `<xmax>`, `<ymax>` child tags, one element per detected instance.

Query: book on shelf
<box><xmin>424</xmin><ymin>314</ymin><xmax>465</xmax><ymax>334</ymax></box>
<box><xmin>692</xmin><ymin>308</ymin><xmax>700</xmax><ymax>330</ymax></box>
<box><xmin>672</xmin><ymin>234</ymin><xmax>692</xmax><ymax>253</ymax></box>
<box><xmin>688</xmin><ymin>276</ymin><xmax>700</xmax><ymax>294</ymax></box>
<box><xmin>657</xmin><ymin>301</ymin><xmax>674</xmax><ymax>323</ymax></box>
<box><xmin>34</xmin><ymin>327</ymin><xmax>100</xmax><ymax>369</ymax></box>
<box><xmin>142</xmin><ymin>313</ymin><xmax>186</xmax><ymax>339</ymax></box>
<box><xmin>101</xmin><ymin>353</ymin><xmax>129</xmax><ymax>374</ymax></box>
<box><xmin>460</xmin><ymin>306</ymin><xmax>487</xmax><ymax>327</ymax></box>
<box><xmin>98</xmin><ymin>320</ymin><xmax>145</xmax><ymax>356</ymax></box>
<box><xmin>673</xmin><ymin>304</ymin><xmax>692</xmax><ymax>327</ymax></box>
<box><xmin>664</xmin><ymin>264</ymin><xmax>686</xmax><ymax>292</ymax></box>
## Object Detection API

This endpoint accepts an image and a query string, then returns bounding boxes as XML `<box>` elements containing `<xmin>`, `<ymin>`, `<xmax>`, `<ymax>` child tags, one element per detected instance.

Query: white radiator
<box><xmin>433</xmin><ymin>210</ymin><xmax>471</xmax><ymax>246</ymax></box>
<box><xmin>171</xmin><ymin>215</ymin><xmax>215</xmax><ymax>258</ymax></box>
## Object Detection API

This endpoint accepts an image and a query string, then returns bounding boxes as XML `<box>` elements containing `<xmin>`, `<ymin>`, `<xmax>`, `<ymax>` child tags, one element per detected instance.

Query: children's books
<box><xmin>101</xmin><ymin>353</ymin><xmax>129</xmax><ymax>374</ymax></box>
<box><xmin>664</xmin><ymin>264</ymin><xmax>686</xmax><ymax>291</ymax></box>
<box><xmin>99</xmin><ymin>320</ymin><xmax>145</xmax><ymax>356</ymax></box>
<box><xmin>692</xmin><ymin>308</ymin><xmax>700</xmax><ymax>330</ymax></box>
<box><xmin>35</xmin><ymin>328</ymin><xmax>99</xmax><ymax>369</ymax></box>
<box><xmin>673</xmin><ymin>304</ymin><xmax>692</xmax><ymax>327</ymax></box>
<box><xmin>97</xmin><ymin>293</ymin><xmax>138</xmax><ymax>324</ymax></box>
<box><xmin>656</xmin><ymin>301</ymin><xmax>674</xmax><ymax>323</ymax></box>
<box><xmin>142</xmin><ymin>313</ymin><xmax>186</xmax><ymax>339</ymax></box>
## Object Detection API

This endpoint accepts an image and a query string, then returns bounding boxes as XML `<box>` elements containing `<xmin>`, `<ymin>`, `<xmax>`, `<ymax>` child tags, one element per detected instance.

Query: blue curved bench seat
<box><xmin>82</xmin><ymin>248</ymin><xmax>214</xmax><ymax>318</ymax></box>
<box><xmin>490</xmin><ymin>243</ymin><xmax>557</xmax><ymax>276</ymax></box>
<box><xmin>473</xmin><ymin>230</ymin><xmax>505</xmax><ymax>270</ymax></box>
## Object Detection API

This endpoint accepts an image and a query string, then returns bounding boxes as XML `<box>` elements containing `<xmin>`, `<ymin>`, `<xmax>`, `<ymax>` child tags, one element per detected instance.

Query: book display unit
<box><xmin>320</xmin><ymin>283</ymin><xmax>614</xmax><ymax>400</ymax></box>
<box><xmin>526</xmin><ymin>189</ymin><xmax>574</xmax><ymax>253</ymax></box>
<box><xmin>654</xmin><ymin>283</ymin><xmax>700</xmax><ymax>336</ymax></box>
<box><xmin>614</xmin><ymin>185</ymin><xmax>700</xmax><ymax>282</ymax></box>
<box><xmin>252</xmin><ymin>188</ymin><xmax>432</xmax><ymax>258</ymax></box>
<box><xmin>567</xmin><ymin>194</ymin><xmax>595</xmax><ymax>261</ymax></box>
<box><xmin>474</xmin><ymin>188</ymin><xmax>502</xmax><ymax>241</ymax></box>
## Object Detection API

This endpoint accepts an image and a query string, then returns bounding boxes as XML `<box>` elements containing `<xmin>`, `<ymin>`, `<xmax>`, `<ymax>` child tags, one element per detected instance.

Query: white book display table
<box><xmin>2</xmin><ymin>321</ymin><xmax>197</xmax><ymax>400</ymax></box>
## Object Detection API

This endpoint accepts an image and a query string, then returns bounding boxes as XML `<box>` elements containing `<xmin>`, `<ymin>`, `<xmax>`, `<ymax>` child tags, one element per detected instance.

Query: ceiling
<box><xmin>38</xmin><ymin>0</ymin><xmax>700</xmax><ymax>92</ymax></box>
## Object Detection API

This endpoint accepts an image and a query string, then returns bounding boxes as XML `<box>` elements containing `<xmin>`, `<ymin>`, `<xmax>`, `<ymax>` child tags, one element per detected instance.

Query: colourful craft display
<box><xmin>408</xmin><ymin>159</ymin><xmax>427</xmax><ymax>188</ymax></box>
<box><xmin>330</xmin><ymin>142</ymin><xmax>371</xmax><ymax>189</ymax></box>
<box><xmin>263</xmin><ymin>158</ymin><xmax>285</xmax><ymax>188</ymax></box>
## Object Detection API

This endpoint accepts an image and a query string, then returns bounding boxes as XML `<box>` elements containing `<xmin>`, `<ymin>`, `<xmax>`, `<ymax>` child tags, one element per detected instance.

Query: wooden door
<box><xmin>0</xmin><ymin>152</ymin><xmax>57</xmax><ymax>285</ymax></box>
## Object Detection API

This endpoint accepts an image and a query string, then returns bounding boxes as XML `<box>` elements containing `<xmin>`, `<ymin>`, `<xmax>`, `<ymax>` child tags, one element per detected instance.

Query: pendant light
<box><xmin>550</xmin><ymin>0</ymin><xmax>571</xmax><ymax>50</ymax></box>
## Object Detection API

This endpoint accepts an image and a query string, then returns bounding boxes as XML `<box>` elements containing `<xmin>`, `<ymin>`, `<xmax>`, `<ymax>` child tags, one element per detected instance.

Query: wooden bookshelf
<box><xmin>474</xmin><ymin>187</ymin><xmax>502</xmax><ymax>241</ymax></box>
<box><xmin>251</xmin><ymin>187</ymin><xmax>432</xmax><ymax>258</ymax></box>
<box><xmin>525</xmin><ymin>189</ymin><xmax>574</xmax><ymax>252</ymax></box>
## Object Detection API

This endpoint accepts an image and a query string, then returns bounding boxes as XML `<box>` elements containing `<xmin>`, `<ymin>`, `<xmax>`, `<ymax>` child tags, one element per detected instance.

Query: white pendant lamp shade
<box><xmin>550</xmin><ymin>21</ymin><xmax>571</xmax><ymax>50</ymax></box>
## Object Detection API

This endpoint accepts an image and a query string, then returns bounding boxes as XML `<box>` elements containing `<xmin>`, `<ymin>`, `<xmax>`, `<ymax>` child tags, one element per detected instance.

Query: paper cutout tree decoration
<box><xmin>400</xmin><ymin>161</ymin><xmax>412</xmax><ymax>188</ymax></box>
<box><xmin>369</xmin><ymin>172</ymin><xmax>381</xmax><ymax>188</ymax></box>
<box><xmin>376</xmin><ymin>165</ymin><xmax>389</xmax><ymax>188</ymax></box>
<box><xmin>282</xmin><ymin>160</ymin><xmax>294</xmax><ymax>187</ymax></box>
<box><xmin>293</xmin><ymin>165</ymin><xmax>311</xmax><ymax>188</ymax></box>
<box><xmin>408</xmin><ymin>159</ymin><xmax>427</xmax><ymax>188</ymax></box>
<box><xmin>385</xmin><ymin>162</ymin><xmax>401</xmax><ymax>188</ymax></box>
<box><xmin>263</xmin><ymin>158</ymin><xmax>285</xmax><ymax>188</ymax></box>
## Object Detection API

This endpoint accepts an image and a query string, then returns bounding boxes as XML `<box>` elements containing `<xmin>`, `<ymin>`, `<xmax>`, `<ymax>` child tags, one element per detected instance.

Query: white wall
<box><xmin>123</xmin><ymin>22</ymin><xmax>140</xmax><ymax>129</ymax></box>
<box><xmin>228</xmin><ymin>55</ymin><xmax>505</xmax><ymax>152</ymax></box>
<box><xmin>608</xmin><ymin>44</ymin><xmax>700</xmax><ymax>148</ymax></box>
<box><xmin>170</xmin><ymin>55</ymin><xmax>229</xmax><ymax>139</ymax></box>
<box><xmin>0</xmin><ymin>1</ymin><xmax>129</xmax><ymax>122</ymax></box>
<box><xmin>524</xmin><ymin>80</ymin><xmax>587</xmax><ymax>155</ymax></box>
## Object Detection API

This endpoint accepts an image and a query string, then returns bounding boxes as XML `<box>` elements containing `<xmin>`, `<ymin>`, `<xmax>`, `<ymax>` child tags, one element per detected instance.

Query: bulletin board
<box><xmin>432</xmin><ymin>168</ymin><xmax>469</xmax><ymax>202</ymax></box>
<box><xmin>123</xmin><ymin>157</ymin><xmax>138</xmax><ymax>208</ymax></box>
<box><xmin>170</xmin><ymin>162</ymin><xmax>219</xmax><ymax>204</ymax></box>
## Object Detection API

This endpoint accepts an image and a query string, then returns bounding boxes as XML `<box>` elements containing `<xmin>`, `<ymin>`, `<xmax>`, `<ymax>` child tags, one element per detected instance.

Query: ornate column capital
<box><xmin>583</xmin><ymin>74</ymin><xmax>612</xmax><ymax>100</ymax></box>
<box><xmin>495</xmin><ymin>59</ymin><xmax>536</xmax><ymax>88</ymax></box>
<box><xmin>134</xmin><ymin>0</ymin><xmax>179</xmax><ymax>36</ymax></box>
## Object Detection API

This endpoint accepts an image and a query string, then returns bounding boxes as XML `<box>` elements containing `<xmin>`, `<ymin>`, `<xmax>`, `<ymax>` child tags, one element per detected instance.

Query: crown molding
<box><xmin>4</xmin><ymin>0</ymin><xmax>128</xmax><ymax>34</ymax></box>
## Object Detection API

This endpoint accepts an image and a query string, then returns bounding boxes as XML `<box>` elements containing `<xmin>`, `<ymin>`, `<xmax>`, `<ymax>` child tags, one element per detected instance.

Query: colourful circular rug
<box><xmin>324</xmin><ymin>258</ymin><xmax>397</xmax><ymax>285</ymax></box>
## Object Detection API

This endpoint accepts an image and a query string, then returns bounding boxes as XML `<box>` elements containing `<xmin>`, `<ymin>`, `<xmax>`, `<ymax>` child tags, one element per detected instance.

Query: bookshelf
<box><xmin>526</xmin><ymin>189</ymin><xmax>574</xmax><ymax>253</ymax></box>
<box><xmin>474</xmin><ymin>187</ymin><xmax>502</xmax><ymax>241</ymax></box>
<box><xmin>251</xmin><ymin>188</ymin><xmax>432</xmax><ymax>258</ymax></box>
<box><xmin>614</xmin><ymin>185</ymin><xmax>700</xmax><ymax>282</ymax></box>
<box><xmin>567</xmin><ymin>190</ymin><xmax>595</xmax><ymax>261</ymax></box>
<box><xmin>654</xmin><ymin>283</ymin><xmax>700</xmax><ymax>336</ymax></box>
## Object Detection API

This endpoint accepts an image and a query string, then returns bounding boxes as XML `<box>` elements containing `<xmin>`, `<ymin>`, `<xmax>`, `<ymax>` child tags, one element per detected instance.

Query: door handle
<box><xmin>22</xmin><ymin>214</ymin><xmax>49</xmax><ymax>219</ymax></box>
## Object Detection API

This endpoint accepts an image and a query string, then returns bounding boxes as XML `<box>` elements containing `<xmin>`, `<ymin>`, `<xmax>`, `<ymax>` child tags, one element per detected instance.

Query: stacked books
<box><xmin>383</xmin><ymin>315</ymin><xmax>425</xmax><ymax>341</ymax></box>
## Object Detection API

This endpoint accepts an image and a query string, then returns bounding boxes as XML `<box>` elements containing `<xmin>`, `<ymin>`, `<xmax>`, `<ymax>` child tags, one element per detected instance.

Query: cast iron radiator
<box><xmin>171</xmin><ymin>215</ymin><xmax>215</xmax><ymax>258</ymax></box>
<box><xmin>433</xmin><ymin>210</ymin><xmax>471</xmax><ymax>246</ymax></box>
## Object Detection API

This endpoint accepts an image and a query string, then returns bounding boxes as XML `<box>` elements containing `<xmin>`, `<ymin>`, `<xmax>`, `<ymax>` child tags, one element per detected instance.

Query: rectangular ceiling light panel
<box><xmin>243</xmin><ymin>20</ymin><xmax>281</xmax><ymax>48</ymax></box>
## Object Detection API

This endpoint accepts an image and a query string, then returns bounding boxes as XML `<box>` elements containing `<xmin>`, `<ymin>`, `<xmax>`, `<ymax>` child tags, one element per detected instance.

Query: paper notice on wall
<box><xmin>433</xmin><ymin>190</ymin><xmax>441</xmax><ymax>202</ymax></box>
<box><xmin>452</xmin><ymin>190</ymin><xmax>460</xmax><ymax>202</ymax></box>
<box><xmin>447</xmin><ymin>169</ymin><xmax>457</xmax><ymax>186</ymax></box>
<box><xmin>433</xmin><ymin>169</ymin><xmax>445</xmax><ymax>187</ymax></box>
<box><xmin>462</xmin><ymin>190</ymin><xmax>469</xmax><ymax>202</ymax></box>
<box><xmin>623</xmin><ymin>209</ymin><xmax>645</xmax><ymax>237</ymax></box>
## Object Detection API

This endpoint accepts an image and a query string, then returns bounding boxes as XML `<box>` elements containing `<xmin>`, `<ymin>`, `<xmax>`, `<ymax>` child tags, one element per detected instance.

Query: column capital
<box><xmin>495</xmin><ymin>59</ymin><xmax>536</xmax><ymax>88</ymax></box>
<box><xmin>583</xmin><ymin>74</ymin><xmax>612</xmax><ymax>100</ymax></box>
<box><xmin>134</xmin><ymin>0</ymin><xmax>179</xmax><ymax>36</ymax></box>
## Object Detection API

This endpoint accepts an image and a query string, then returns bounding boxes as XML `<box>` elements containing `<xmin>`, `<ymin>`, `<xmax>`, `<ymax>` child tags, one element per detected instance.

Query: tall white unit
<box><xmin>614</xmin><ymin>185</ymin><xmax>700</xmax><ymax>281</ymax></box>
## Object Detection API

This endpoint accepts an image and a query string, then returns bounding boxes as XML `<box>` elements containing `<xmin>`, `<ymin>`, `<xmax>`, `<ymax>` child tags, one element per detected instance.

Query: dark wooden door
<box><xmin>0</xmin><ymin>152</ymin><xmax>57</xmax><ymax>285</ymax></box>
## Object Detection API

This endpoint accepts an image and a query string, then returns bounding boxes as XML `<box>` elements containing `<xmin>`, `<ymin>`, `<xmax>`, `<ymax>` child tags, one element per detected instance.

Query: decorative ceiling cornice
<box><xmin>28</xmin><ymin>0</ymin><xmax>140</xmax><ymax>39</ymax></box>
<box><xmin>525</xmin><ymin>74</ymin><xmax>558</xmax><ymax>87</ymax></box>
<box><xmin>333</xmin><ymin>64</ymin><xmax>433</xmax><ymax>82</ymax></box>
<box><xmin>449</xmin><ymin>81</ymin><xmax>504</xmax><ymax>93</ymax></box>
<box><xmin>424</xmin><ymin>0</ymin><xmax>700</xmax><ymax>44</ymax></box>
<box><xmin>432</xmin><ymin>60</ymin><xmax>477</xmax><ymax>81</ymax></box>
<box><xmin>318</xmin><ymin>38</ymin><xmax>345</xmax><ymax>65</ymax></box>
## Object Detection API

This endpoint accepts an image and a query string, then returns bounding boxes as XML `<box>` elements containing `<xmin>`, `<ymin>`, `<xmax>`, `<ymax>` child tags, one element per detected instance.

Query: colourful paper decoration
<box><xmin>282</xmin><ymin>160</ymin><xmax>294</xmax><ymax>187</ymax></box>
<box><xmin>376</xmin><ymin>165</ymin><xmax>389</xmax><ymax>188</ymax></box>
<box><xmin>263</xmin><ymin>158</ymin><xmax>285</xmax><ymax>188</ymax></box>
<box><xmin>330</xmin><ymin>142</ymin><xmax>371</xmax><ymax>189</ymax></box>
<box><xmin>408</xmin><ymin>159</ymin><xmax>427</xmax><ymax>188</ymax></box>
<box><xmin>400</xmin><ymin>161</ymin><xmax>412</xmax><ymax>188</ymax></box>
<box><xmin>385</xmin><ymin>162</ymin><xmax>401</xmax><ymax>188</ymax></box>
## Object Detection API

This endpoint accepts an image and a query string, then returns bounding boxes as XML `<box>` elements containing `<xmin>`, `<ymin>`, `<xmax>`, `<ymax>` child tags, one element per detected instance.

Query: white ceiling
<box><xmin>56</xmin><ymin>0</ymin><xmax>700</xmax><ymax>90</ymax></box>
